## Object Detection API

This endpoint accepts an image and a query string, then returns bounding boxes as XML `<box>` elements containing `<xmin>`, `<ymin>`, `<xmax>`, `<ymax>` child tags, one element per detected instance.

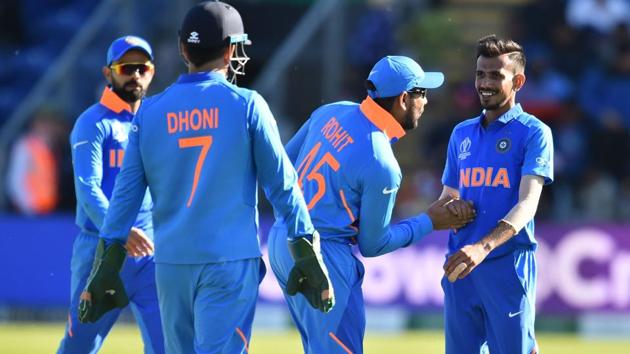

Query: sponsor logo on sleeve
<box><xmin>382</xmin><ymin>187</ymin><xmax>399</xmax><ymax>195</ymax></box>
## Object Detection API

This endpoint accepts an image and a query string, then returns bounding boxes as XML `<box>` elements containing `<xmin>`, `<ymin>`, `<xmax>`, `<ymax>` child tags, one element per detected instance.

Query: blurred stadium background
<box><xmin>1</xmin><ymin>0</ymin><xmax>630</xmax><ymax>352</ymax></box>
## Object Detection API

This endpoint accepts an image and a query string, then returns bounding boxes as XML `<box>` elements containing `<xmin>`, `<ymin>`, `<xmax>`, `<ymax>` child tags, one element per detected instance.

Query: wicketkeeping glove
<box><xmin>286</xmin><ymin>232</ymin><xmax>335</xmax><ymax>313</ymax></box>
<box><xmin>78</xmin><ymin>239</ymin><xmax>129</xmax><ymax>323</ymax></box>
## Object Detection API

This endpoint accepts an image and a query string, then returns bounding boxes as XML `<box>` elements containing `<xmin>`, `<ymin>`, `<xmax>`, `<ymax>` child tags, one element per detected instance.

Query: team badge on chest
<box><xmin>496</xmin><ymin>138</ymin><xmax>511</xmax><ymax>153</ymax></box>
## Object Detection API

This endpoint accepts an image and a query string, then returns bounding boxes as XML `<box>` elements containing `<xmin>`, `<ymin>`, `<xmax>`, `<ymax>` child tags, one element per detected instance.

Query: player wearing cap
<box><xmin>57</xmin><ymin>36</ymin><xmax>164</xmax><ymax>354</ymax></box>
<box><xmin>440</xmin><ymin>35</ymin><xmax>554</xmax><ymax>354</ymax></box>
<box><xmin>76</xmin><ymin>2</ymin><xmax>333</xmax><ymax>353</ymax></box>
<box><xmin>268</xmin><ymin>55</ymin><xmax>476</xmax><ymax>354</ymax></box>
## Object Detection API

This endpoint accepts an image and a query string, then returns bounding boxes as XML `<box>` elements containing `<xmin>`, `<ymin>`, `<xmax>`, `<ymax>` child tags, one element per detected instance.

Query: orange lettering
<box><xmin>460</xmin><ymin>168</ymin><xmax>470</xmax><ymax>187</ymax></box>
<box><xmin>485</xmin><ymin>167</ymin><xmax>494</xmax><ymax>186</ymax></box>
<box><xmin>167</xmin><ymin>113</ymin><xmax>177</xmax><ymax>133</ymax></box>
<box><xmin>109</xmin><ymin>149</ymin><xmax>116</xmax><ymax>168</ymax></box>
<box><xmin>337</xmin><ymin>136</ymin><xmax>353</xmax><ymax>152</ymax></box>
<box><xmin>190</xmin><ymin>109</ymin><xmax>202</xmax><ymax>131</ymax></box>
<box><xmin>179</xmin><ymin>111</ymin><xmax>189</xmax><ymax>132</ymax></box>
<box><xmin>471</xmin><ymin>167</ymin><xmax>485</xmax><ymax>187</ymax></box>
<box><xmin>324</xmin><ymin>121</ymin><xmax>339</xmax><ymax>141</ymax></box>
<box><xmin>492</xmin><ymin>168</ymin><xmax>510</xmax><ymax>188</ymax></box>
<box><xmin>117</xmin><ymin>149</ymin><xmax>125</xmax><ymax>167</ymax></box>
<box><xmin>321</xmin><ymin>117</ymin><xmax>337</xmax><ymax>137</ymax></box>
<box><xmin>203</xmin><ymin>108</ymin><xmax>214</xmax><ymax>129</ymax></box>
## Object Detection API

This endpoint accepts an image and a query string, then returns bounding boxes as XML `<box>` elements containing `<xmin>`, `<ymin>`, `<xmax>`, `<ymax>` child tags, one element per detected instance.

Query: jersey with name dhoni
<box><xmin>70</xmin><ymin>87</ymin><xmax>152</xmax><ymax>236</ymax></box>
<box><xmin>284</xmin><ymin>96</ymin><xmax>433</xmax><ymax>257</ymax></box>
<box><xmin>100</xmin><ymin>71</ymin><xmax>314</xmax><ymax>264</ymax></box>
<box><xmin>442</xmin><ymin>104</ymin><xmax>553</xmax><ymax>258</ymax></box>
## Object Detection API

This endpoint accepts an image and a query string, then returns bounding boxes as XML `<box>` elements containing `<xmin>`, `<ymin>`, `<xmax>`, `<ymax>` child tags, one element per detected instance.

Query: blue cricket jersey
<box><xmin>99</xmin><ymin>71</ymin><xmax>314</xmax><ymax>264</ymax></box>
<box><xmin>441</xmin><ymin>104</ymin><xmax>554</xmax><ymax>258</ymax></box>
<box><xmin>283</xmin><ymin>96</ymin><xmax>433</xmax><ymax>257</ymax></box>
<box><xmin>70</xmin><ymin>87</ymin><xmax>152</xmax><ymax>236</ymax></box>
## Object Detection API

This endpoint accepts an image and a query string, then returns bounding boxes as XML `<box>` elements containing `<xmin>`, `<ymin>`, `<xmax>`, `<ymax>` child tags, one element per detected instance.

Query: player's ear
<box><xmin>512</xmin><ymin>72</ymin><xmax>526</xmax><ymax>92</ymax></box>
<box><xmin>103</xmin><ymin>66</ymin><xmax>112</xmax><ymax>84</ymax></box>
<box><xmin>389</xmin><ymin>92</ymin><xmax>407</xmax><ymax>124</ymax></box>
<box><xmin>398</xmin><ymin>91</ymin><xmax>409</xmax><ymax>111</ymax></box>
<box><xmin>179</xmin><ymin>41</ymin><xmax>190</xmax><ymax>66</ymax></box>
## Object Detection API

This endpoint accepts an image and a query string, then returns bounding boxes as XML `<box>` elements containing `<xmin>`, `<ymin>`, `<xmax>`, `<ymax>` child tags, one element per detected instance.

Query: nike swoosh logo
<box><xmin>382</xmin><ymin>187</ymin><xmax>399</xmax><ymax>195</ymax></box>
<box><xmin>105</xmin><ymin>289</ymin><xmax>116</xmax><ymax>295</ymax></box>
<box><xmin>72</xmin><ymin>140</ymin><xmax>89</xmax><ymax>149</ymax></box>
<box><xmin>508</xmin><ymin>311</ymin><xmax>523</xmax><ymax>318</ymax></box>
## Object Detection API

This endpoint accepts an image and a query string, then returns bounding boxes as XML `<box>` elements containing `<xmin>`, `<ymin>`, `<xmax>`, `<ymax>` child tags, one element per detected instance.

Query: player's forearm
<box><xmin>275</xmin><ymin>184</ymin><xmax>315</xmax><ymax>240</ymax></box>
<box><xmin>475</xmin><ymin>221</ymin><xmax>516</xmax><ymax>253</ymax></box>
<box><xmin>359</xmin><ymin>214</ymin><xmax>432</xmax><ymax>257</ymax></box>
<box><xmin>76</xmin><ymin>178</ymin><xmax>110</xmax><ymax>228</ymax></box>
<box><xmin>500</xmin><ymin>175</ymin><xmax>544</xmax><ymax>232</ymax></box>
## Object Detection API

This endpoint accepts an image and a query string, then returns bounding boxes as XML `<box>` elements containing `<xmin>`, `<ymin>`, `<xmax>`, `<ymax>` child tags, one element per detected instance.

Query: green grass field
<box><xmin>1</xmin><ymin>322</ymin><xmax>629</xmax><ymax>353</ymax></box>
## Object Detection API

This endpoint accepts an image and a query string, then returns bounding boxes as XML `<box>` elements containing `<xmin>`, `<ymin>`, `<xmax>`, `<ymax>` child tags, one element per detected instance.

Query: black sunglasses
<box><xmin>407</xmin><ymin>88</ymin><xmax>427</xmax><ymax>98</ymax></box>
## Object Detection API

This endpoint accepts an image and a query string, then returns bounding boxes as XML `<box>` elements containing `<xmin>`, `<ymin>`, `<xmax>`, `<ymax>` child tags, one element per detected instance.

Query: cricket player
<box><xmin>441</xmin><ymin>35</ymin><xmax>554</xmax><ymax>354</ymax></box>
<box><xmin>77</xmin><ymin>2</ymin><xmax>333</xmax><ymax>353</ymax></box>
<box><xmin>268</xmin><ymin>56</ymin><xmax>476</xmax><ymax>354</ymax></box>
<box><xmin>58</xmin><ymin>36</ymin><xmax>164</xmax><ymax>354</ymax></box>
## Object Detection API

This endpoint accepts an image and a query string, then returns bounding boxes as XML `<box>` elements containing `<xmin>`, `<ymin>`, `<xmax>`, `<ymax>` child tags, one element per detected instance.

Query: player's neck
<box><xmin>483</xmin><ymin>101</ymin><xmax>515</xmax><ymax>127</ymax></box>
<box><xmin>189</xmin><ymin>57</ymin><xmax>229</xmax><ymax>77</ymax></box>
<box><xmin>130</xmin><ymin>100</ymin><xmax>141</xmax><ymax>114</ymax></box>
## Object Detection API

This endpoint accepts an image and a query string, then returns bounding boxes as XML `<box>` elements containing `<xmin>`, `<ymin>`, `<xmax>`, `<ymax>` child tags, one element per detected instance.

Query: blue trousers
<box><xmin>268</xmin><ymin>224</ymin><xmax>366</xmax><ymax>354</ymax></box>
<box><xmin>155</xmin><ymin>258</ymin><xmax>265</xmax><ymax>354</ymax></box>
<box><xmin>57</xmin><ymin>232</ymin><xmax>164</xmax><ymax>354</ymax></box>
<box><xmin>442</xmin><ymin>248</ymin><xmax>537</xmax><ymax>354</ymax></box>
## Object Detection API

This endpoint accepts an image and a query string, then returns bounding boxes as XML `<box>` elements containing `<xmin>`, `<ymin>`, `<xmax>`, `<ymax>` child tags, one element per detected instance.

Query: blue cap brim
<box><xmin>417</xmin><ymin>72</ymin><xmax>444</xmax><ymax>89</ymax></box>
<box><xmin>111</xmin><ymin>47</ymin><xmax>153</xmax><ymax>64</ymax></box>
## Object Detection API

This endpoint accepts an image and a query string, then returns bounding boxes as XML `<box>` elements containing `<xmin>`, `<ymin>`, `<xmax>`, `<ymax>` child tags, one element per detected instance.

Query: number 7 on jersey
<box><xmin>178</xmin><ymin>136</ymin><xmax>213</xmax><ymax>207</ymax></box>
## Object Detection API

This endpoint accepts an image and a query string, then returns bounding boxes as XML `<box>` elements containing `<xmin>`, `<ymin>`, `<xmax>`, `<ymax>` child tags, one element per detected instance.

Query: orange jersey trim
<box><xmin>359</xmin><ymin>96</ymin><xmax>405</xmax><ymax>141</ymax></box>
<box><xmin>235</xmin><ymin>327</ymin><xmax>249</xmax><ymax>353</ymax></box>
<box><xmin>99</xmin><ymin>87</ymin><xmax>132</xmax><ymax>113</ymax></box>
<box><xmin>329</xmin><ymin>332</ymin><xmax>353</xmax><ymax>354</ymax></box>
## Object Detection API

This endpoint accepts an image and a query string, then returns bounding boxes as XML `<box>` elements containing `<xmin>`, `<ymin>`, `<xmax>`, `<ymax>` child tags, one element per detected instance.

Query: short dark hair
<box><xmin>366</xmin><ymin>80</ymin><xmax>397</xmax><ymax>112</ymax></box>
<box><xmin>476</xmin><ymin>34</ymin><xmax>526</xmax><ymax>72</ymax></box>
<box><xmin>182</xmin><ymin>42</ymin><xmax>226</xmax><ymax>67</ymax></box>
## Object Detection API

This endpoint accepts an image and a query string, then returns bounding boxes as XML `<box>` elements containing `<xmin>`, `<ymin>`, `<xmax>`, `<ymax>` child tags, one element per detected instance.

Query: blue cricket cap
<box><xmin>106</xmin><ymin>35</ymin><xmax>153</xmax><ymax>65</ymax></box>
<box><xmin>367</xmin><ymin>56</ymin><xmax>444</xmax><ymax>98</ymax></box>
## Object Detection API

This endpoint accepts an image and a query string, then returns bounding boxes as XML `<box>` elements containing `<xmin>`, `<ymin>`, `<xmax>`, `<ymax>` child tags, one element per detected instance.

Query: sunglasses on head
<box><xmin>110</xmin><ymin>62</ymin><xmax>154</xmax><ymax>76</ymax></box>
<box><xmin>407</xmin><ymin>87</ymin><xmax>427</xmax><ymax>98</ymax></box>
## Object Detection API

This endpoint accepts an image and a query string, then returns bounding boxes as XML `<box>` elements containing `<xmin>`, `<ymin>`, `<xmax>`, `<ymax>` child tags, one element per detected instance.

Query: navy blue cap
<box><xmin>106</xmin><ymin>35</ymin><xmax>153</xmax><ymax>65</ymax></box>
<box><xmin>179</xmin><ymin>1</ymin><xmax>250</xmax><ymax>49</ymax></box>
<box><xmin>367</xmin><ymin>56</ymin><xmax>444</xmax><ymax>98</ymax></box>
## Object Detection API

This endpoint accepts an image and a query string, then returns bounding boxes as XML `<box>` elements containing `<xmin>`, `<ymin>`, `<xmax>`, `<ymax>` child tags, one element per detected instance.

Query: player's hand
<box><xmin>443</xmin><ymin>243</ymin><xmax>490</xmax><ymax>282</ymax></box>
<box><xmin>427</xmin><ymin>196</ymin><xmax>475</xmax><ymax>230</ymax></box>
<box><xmin>286</xmin><ymin>232</ymin><xmax>335</xmax><ymax>313</ymax></box>
<box><xmin>125</xmin><ymin>227</ymin><xmax>154</xmax><ymax>257</ymax></box>
<box><xmin>78</xmin><ymin>239</ymin><xmax>129</xmax><ymax>323</ymax></box>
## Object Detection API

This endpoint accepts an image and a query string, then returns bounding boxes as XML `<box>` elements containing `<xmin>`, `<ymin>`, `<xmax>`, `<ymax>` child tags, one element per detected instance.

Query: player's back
<box><xmin>135</xmin><ymin>72</ymin><xmax>262</xmax><ymax>264</ymax></box>
<box><xmin>290</xmin><ymin>99</ymin><xmax>400</xmax><ymax>242</ymax></box>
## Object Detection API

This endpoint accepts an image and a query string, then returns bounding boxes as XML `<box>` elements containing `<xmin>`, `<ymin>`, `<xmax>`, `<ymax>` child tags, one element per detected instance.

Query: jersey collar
<box><xmin>481</xmin><ymin>103</ymin><xmax>524</xmax><ymax>124</ymax></box>
<box><xmin>176</xmin><ymin>71</ymin><xmax>228</xmax><ymax>84</ymax></box>
<box><xmin>99</xmin><ymin>87</ymin><xmax>132</xmax><ymax>114</ymax></box>
<box><xmin>359</xmin><ymin>96</ymin><xmax>406</xmax><ymax>142</ymax></box>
